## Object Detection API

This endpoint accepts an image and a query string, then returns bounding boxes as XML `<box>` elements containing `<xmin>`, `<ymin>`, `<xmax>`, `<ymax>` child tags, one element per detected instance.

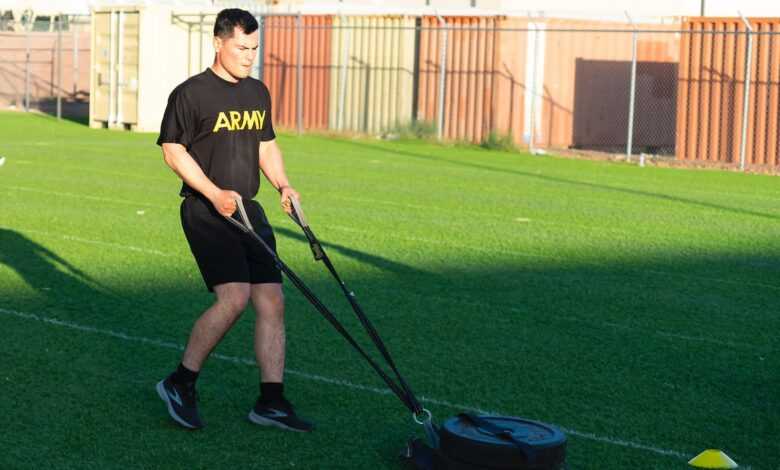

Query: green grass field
<box><xmin>0</xmin><ymin>111</ymin><xmax>778</xmax><ymax>469</ymax></box>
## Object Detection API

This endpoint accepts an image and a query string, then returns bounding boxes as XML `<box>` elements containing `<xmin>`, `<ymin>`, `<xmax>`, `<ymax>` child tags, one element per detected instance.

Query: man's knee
<box><xmin>253</xmin><ymin>284</ymin><xmax>285</xmax><ymax>316</ymax></box>
<box><xmin>215</xmin><ymin>283</ymin><xmax>251</xmax><ymax>316</ymax></box>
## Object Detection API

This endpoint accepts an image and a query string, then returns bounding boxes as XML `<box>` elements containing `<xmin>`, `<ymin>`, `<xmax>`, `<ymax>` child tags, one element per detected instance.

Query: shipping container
<box><xmin>90</xmin><ymin>5</ymin><xmax>205</xmax><ymax>132</ymax></box>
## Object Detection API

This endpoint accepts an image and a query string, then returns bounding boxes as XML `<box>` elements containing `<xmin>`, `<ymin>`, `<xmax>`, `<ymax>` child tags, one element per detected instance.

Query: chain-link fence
<box><xmin>0</xmin><ymin>14</ymin><xmax>90</xmax><ymax>122</ymax></box>
<box><xmin>234</xmin><ymin>15</ymin><xmax>778</xmax><ymax>169</ymax></box>
<box><xmin>4</xmin><ymin>11</ymin><xmax>779</xmax><ymax>170</ymax></box>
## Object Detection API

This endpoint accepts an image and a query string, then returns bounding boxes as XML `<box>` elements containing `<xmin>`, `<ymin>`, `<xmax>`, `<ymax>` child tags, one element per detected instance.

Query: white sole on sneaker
<box><xmin>156</xmin><ymin>380</ymin><xmax>200</xmax><ymax>430</ymax></box>
<box><xmin>248</xmin><ymin>410</ymin><xmax>307</xmax><ymax>432</ymax></box>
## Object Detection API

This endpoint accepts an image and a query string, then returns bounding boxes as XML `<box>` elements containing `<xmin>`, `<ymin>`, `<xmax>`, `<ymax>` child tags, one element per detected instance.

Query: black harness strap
<box><xmin>224</xmin><ymin>200</ymin><xmax>423</xmax><ymax>416</ymax></box>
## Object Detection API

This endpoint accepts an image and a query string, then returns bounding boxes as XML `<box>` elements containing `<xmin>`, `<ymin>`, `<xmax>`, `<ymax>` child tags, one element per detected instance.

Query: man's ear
<box><xmin>213</xmin><ymin>36</ymin><xmax>222</xmax><ymax>53</ymax></box>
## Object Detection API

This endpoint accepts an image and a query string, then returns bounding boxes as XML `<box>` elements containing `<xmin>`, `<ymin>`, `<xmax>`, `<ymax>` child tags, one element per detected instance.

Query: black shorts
<box><xmin>181</xmin><ymin>195</ymin><xmax>282</xmax><ymax>291</ymax></box>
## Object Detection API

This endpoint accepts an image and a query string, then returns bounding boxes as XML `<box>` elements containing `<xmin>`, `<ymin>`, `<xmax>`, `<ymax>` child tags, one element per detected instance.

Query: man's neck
<box><xmin>210</xmin><ymin>64</ymin><xmax>239</xmax><ymax>83</ymax></box>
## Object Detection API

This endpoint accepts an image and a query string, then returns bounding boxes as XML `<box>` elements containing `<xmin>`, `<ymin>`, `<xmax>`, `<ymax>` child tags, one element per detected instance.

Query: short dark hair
<box><xmin>213</xmin><ymin>8</ymin><xmax>258</xmax><ymax>38</ymax></box>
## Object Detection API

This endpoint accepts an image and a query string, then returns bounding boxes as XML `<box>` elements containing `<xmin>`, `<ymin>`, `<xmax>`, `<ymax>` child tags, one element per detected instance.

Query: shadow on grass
<box><xmin>275</xmin><ymin>226</ymin><xmax>427</xmax><ymax>279</ymax></box>
<box><xmin>0</xmin><ymin>227</ymin><xmax>778</xmax><ymax>469</ymax></box>
<box><xmin>337</xmin><ymin>139</ymin><xmax>779</xmax><ymax>221</ymax></box>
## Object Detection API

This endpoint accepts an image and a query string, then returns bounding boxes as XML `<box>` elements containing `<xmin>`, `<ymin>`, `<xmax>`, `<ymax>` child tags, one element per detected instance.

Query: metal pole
<box><xmin>198</xmin><ymin>14</ymin><xmax>204</xmax><ymax>72</ymax></box>
<box><xmin>117</xmin><ymin>10</ymin><xmax>125</xmax><ymax>126</ymax></box>
<box><xmin>436</xmin><ymin>14</ymin><xmax>448</xmax><ymax>141</ymax></box>
<box><xmin>72</xmin><ymin>22</ymin><xmax>78</xmax><ymax>98</ymax></box>
<box><xmin>296</xmin><ymin>14</ymin><xmax>303</xmax><ymax>134</ymax></box>
<box><xmin>626</xmin><ymin>12</ymin><xmax>637</xmax><ymax>160</ymax></box>
<box><xmin>109</xmin><ymin>10</ymin><xmax>116</xmax><ymax>126</ymax></box>
<box><xmin>739</xmin><ymin>13</ymin><xmax>753</xmax><ymax>171</ymax></box>
<box><xmin>24</xmin><ymin>28</ymin><xmax>30</xmax><ymax>111</ymax></box>
<box><xmin>337</xmin><ymin>17</ymin><xmax>351</xmax><ymax>131</ymax></box>
<box><xmin>187</xmin><ymin>23</ymin><xmax>192</xmax><ymax>76</ymax></box>
<box><xmin>257</xmin><ymin>15</ymin><xmax>265</xmax><ymax>80</ymax></box>
<box><xmin>56</xmin><ymin>13</ymin><xmax>62</xmax><ymax>119</ymax></box>
<box><xmin>529</xmin><ymin>22</ymin><xmax>540</xmax><ymax>153</ymax></box>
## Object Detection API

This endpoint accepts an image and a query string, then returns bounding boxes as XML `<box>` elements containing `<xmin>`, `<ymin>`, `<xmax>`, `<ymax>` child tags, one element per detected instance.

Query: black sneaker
<box><xmin>156</xmin><ymin>376</ymin><xmax>203</xmax><ymax>430</ymax></box>
<box><xmin>248</xmin><ymin>398</ymin><xmax>313</xmax><ymax>432</ymax></box>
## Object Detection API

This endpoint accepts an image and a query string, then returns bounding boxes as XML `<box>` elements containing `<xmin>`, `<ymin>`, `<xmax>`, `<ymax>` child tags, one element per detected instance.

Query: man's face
<box><xmin>214</xmin><ymin>26</ymin><xmax>259</xmax><ymax>80</ymax></box>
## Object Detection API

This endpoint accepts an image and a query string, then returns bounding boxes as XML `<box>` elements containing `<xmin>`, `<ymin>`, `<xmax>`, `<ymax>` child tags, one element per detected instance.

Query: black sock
<box><xmin>171</xmin><ymin>363</ymin><xmax>199</xmax><ymax>385</ymax></box>
<box><xmin>260</xmin><ymin>382</ymin><xmax>284</xmax><ymax>402</ymax></box>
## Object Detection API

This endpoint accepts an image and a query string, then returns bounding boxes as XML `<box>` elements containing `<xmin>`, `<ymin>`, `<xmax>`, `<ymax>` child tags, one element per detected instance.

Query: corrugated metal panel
<box><xmin>92</xmin><ymin>11</ymin><xmax>111</xmax><ymax>121</ymax></box>
<box><xmin>262</xmin><ymin>15</ymin><xmax>331</xmax><ymax>130</ymax></box>
<box><xmin>676</xmin><ymin>17</ymin><xmax>780</xmax><ymax>167</ymax></box>
<box><xmin>90</xmin><ymin>9</ymin><xmax>138</xmax><ymax>128</ymax></box>
<box><xmin>492</xmin><ymin>18</ymin><xmax>527</xmax><ymax>145</ymax></box>
<box><xmin>120</xmin><ymin>12</ymin><xmax>139</xmax><ymax>124</ymax></box>
<box><xmin>329</xmin><ymin>16</ymin><xmax>415</xmax><ymax>134</ymax></box>
<box><xmin>417</xmin><ymin>16</ymin><xmax>500</xmax><ymax>143</ymax></box>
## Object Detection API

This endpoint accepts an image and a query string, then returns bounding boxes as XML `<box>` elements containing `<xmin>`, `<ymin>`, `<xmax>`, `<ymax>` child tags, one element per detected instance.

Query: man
<box><xmin>155</xmin><ymin>8</ymin><xmax>312</xmax><ymax>432</ymax></box>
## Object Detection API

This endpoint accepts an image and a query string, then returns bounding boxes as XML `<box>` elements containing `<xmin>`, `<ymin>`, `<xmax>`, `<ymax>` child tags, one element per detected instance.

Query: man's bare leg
<box><xmin>250</xmin><ymin>283</ymin><xmax>285</xmax><ymax>382</ymax></box>
<box><xmin>181</xmin><ymin>282</ymin><xmax>251</xmax><ymax>371</ymax></box>
<box><xmin>247</xmin><ymin>283</ymin><xmax>312</xmax><ymax>431</ymax></box>
<box><xmin>158</xmin><ymin>282</ymin><xmax>250</xmax><ymax>429</ymax></box>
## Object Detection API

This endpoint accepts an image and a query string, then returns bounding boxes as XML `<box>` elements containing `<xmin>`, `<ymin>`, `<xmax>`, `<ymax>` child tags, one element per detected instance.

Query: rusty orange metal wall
<box><xmin>262</xmin><ymin>15</ymin><xmax>331</xmax><ymax>130</ymax></box>
<box><xmin>677</xmin><ymin>18</ymin><xmax>780</xmax><ymax>167</ymax></box>
<box><xmin>417</xmin><ymin>17</ymin><xmax>502</xmax><ymax>144</ymax></box>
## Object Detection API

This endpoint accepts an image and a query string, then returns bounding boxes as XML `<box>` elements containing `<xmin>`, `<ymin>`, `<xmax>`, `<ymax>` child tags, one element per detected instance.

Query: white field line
<box><xmin>15</xmin><ymin>228</ymin><xmax>177</xmax><ymax>258</ymax></box>
<box><xmin>0</xmin><ymin>306</ymin><xmax>694</xmax><ymax>463</ymax></box>
<box><xmin>9</xmin><ymin>158</ymin><xmax>170</xmax><ymax>183</ymax></box>
<box><xmin>7</xmin><ymin>186</ymin><xmax>171</xmax><ymax>210</ymax></box>
<box><xmin>7</xmin><ymin>227</ymin><xmax>768</xmax><ymax>352</ymax></box>
<box><xmin>323</xmin><ymin>224</ymin><xmax>780</xmax><ymax>291</ymax></box>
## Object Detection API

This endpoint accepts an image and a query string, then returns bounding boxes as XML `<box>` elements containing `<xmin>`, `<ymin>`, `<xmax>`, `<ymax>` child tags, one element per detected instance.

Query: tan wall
<box><xmin>534</xmin><ymin>19</ymin><xmax>679</xmax><ymax>150</ymax></box>
<box><xmin>0</xmin><ymin>30</ymin><xmax>90</xmax><ymax>113</ymax></box>
<box><xmin>677</xmin><ymin>17</ymin><xmax>780</xmax><ymax>167</ymax></box>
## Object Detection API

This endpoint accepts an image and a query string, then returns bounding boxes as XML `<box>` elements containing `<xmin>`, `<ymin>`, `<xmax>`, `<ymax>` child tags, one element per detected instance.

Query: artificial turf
<box><xmin>0</xmin><ymin>111</ymin><xmax>778</xmax><ymax>469</ymax></box>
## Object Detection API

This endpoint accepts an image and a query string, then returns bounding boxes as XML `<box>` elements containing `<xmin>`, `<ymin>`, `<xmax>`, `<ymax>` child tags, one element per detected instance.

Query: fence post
<box><xmin>337</xmin><ymin>16</ymin><xmax>351</xmax><ymax>131</ymax></box>
<box><xmin>24</xmin><ymin>28</ymin><xmax>30</xmax><ymax>111</ymax></box>
<box><xmin>257</xmin><ymin>15</ymin><xmax>265</xmax><ymax>81</ymax></box>
<box><xmin>626</xmin><ymin>12</ymin><xmax>637</xmax><ymax>160</ymax></box>
<box><xmin>529</xmin><ymin>22</ymin><xmax>540</xmax><ymax>154</ymax></box>
<box><xmin>436</xmin><ymin>15</ymin><xmax>447</xmax><ymax>141</ymax></box>
<box><xmin>72</xmin><ymin>21</ymin><xmax>78</xmax><ymax>98</ymax></box>
<box><xmin>187</xmin><ymin>23</ymin><xmax>192</xmax><ymax>76</ymax></box>
<box><xmin>739</xmin><ymin>13</ymin><xmax>753</xmax><ymax>172</ymax></box>
<box><xmin>296</xmin><ymin>13</ymin><xmax>303</xmax><ymax>134</ymax></box>
<box><xmin>57</xmin><ymin>13</ymin><xmax>62</xmax><ymax>120</ymax></box>
<box><xmin>198</xmin><ymin>13</ymin><xmax>204</xmax><ymax>72</ymax></box>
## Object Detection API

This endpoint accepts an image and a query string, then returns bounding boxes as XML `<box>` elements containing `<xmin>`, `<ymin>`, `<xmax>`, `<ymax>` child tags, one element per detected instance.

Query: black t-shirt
<box><xmin>157</xmin><ymin>68</ymin><xmax>276</xmax><ymax>199</ymax></box>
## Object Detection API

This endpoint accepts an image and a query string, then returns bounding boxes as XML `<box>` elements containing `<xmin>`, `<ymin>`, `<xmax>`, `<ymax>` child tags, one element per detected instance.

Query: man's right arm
<box><xmin>161</xmin><ymin>143</ymin><xmax>239</xmax><ymax>216</ymax></box>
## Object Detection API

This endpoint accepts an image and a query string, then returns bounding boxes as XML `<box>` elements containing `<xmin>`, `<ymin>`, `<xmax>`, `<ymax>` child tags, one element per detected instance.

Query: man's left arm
<box><xmin>260</xmin><ymin>139</ymin><xmax>299</xmax><ymax>214</ymax></box>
